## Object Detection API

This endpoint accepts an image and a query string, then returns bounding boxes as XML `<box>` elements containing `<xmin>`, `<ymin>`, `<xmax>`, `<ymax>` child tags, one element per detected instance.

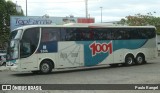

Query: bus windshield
<box><xmin>10</xmin><ymin>29</ymin><xmax>23</xmax><ymax>40</ymax></box>
<box><xmin>7</xmin><ymin>39</ymin><xmax>19</xmax><ymax>60</ymax></box>
<box><xmin>7</xmin><ymin>30</ymin><xmax>22</xmax><ymax>60</ymax></box>
<box><xmin>20</xmin><ymin>27</ymin><xmax>40</xmax><ymax>58</ymax></box>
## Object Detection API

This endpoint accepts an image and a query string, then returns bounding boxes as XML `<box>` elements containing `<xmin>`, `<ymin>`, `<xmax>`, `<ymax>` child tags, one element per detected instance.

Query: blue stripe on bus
<box><xmin>37</xmin><ymin>41</ymin><xmax>58</xmax><ymax>53</ymax></box>
<box><xmin>36</xmin><ymin>39</ymin><xmax>147</xmax><ymax>66</ymax></box>
<box><xmin>76</xmin><ymin>39</ymin><xmax>147</xmax><ymax>66</ymax></box>
<box><xmin>113</xmin><ymin>39</ymin><xmax>147</xmax><ymax>50</ymax></box>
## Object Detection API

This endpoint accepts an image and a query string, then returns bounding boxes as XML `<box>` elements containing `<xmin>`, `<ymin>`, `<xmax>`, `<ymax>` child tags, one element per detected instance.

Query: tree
<box><xmin>0</xmin><ymin>0</ymin><xmax>24</xmax><ymax>49</ymax></box>
<box><xmin>118</xmin><ymin>12</ymin><xmax>160</xmax><ymax>34</ymax></box>
<box><xmin>0</xmin><ymin>0</ymin><xmax>7</xmax><ymax>49</ymax></box>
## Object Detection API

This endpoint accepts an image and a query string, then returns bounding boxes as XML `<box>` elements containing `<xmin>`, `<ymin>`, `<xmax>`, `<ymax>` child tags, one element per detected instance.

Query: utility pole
<box><xmin>26</xmin><ymin>0</ymin><xmax>27</xmax><ymax>16</ymax></box>
<box><xmin>100</xmin><ymin>7</ymin><xmax>103</xmax><ymax>23</ymax></box>
<box><xmin>85</xmin><ymin>0</ymin><xmax>88</xmax><ymax>18</ymax></box>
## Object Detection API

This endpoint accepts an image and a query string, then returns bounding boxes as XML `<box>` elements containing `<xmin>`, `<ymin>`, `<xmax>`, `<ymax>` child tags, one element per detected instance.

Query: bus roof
<box><xmin>13</xmin><ymin>23</ymin><xmax>156</xmax><ymax>31</ymax></box>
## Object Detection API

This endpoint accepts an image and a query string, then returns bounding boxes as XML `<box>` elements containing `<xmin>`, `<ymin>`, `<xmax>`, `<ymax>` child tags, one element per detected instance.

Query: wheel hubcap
<box><xmin>137</xmin><ymin>56</ymin><xmax>143</xmax><ymax>63</ymax></box>
<box><xmin>127</xmin><ymin>57</ymin><xmax>133</xmax><ymax>64</ymax></box>
<box><xmin>41</xmin><ymin>63</ymin><xmax>49</xmax><ymax>73</ymax></box>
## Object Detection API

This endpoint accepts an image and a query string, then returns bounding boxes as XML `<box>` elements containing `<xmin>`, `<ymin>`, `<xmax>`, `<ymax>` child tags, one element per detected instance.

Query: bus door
<box><xmin>20</xmin><ymin>28</ymin><xmax>40</xmax><ymax>70</ymax></box>
<box><xmin>19</xmin><ymin>52</ymin><xmax>38</xmax><ymax>71</ymax></box>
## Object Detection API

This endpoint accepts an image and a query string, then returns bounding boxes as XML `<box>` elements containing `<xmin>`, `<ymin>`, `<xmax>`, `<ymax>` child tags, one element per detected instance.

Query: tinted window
<box><xmin>10</xmin><ymin>30</ymin><xmax>18</xmax><ymax>40</ymax></box>
<box><xmin>65</xmin><ymin>28</ymin><xmax>78</xmax><ymax>41</ymax></box>
<box><xmin>90</xmin><ymin>28</ymin><xmax>113</xmax><ymax>40</ymax></box>
<box><xmin>60</xmin><ymin>27</ymin><xmax>156</xmax><ymax>41</ymax></box>
<box><xmin>112</xmin><ymin>28</ymin><xmax>156</xmax><ymax>40</ymax></box>
<box><xmin>129</xmin><ymin>28</ymin><xmax>156</xmax><ymax>39</ymax></box>
<box><xmin>41</xmin><ymin>28</ymin><xmax>60</xmax><ymax>42</ymax></box>
<box><xmin>20</xmin><ymin>28</ymin><xmax>40</xmax><ymax>58</ymax></box>
<box><xmin>60</xmin><ymin>28</ymin><xmax>114</xmax><ymax>41</ymax></box>
<box><xmin>145</xmin><ymin>28</ymin><xmax>156</xmax><ymax>39</ymax></box>
<box><xmin>61</xmin><ymin>28</ymin><xmax>91</xmax><ymax>41</ymax></box>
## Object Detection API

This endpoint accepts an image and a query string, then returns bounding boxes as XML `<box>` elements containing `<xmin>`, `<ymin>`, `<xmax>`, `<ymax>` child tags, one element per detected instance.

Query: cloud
<box><xmin>11</xmin><ymin>0</ymin><xmax>160</xmax><ymax>22</ymax></box>
<box><xmin>89</xmin><ymin>0</ymin><xmax>160</xmax><ymax>22</ymax></box>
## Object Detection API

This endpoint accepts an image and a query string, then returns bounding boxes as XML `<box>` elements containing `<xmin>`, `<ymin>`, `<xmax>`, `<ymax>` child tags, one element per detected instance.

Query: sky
<box><xmin>9</xmin><ymin>0</ymin><xmax>160</xmax><ymax>23</ymax></box>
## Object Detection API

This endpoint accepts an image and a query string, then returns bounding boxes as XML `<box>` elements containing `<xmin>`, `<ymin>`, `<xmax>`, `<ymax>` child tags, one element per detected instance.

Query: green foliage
<box><xmin>0</xmin><ymin>0</ymin><xmax>24</xmax><ymax>49</ymax></box>
<box><xmin>118</xmin><ymin>12</ymin><xmax>160</xmax><ymax>34</ymax></box>
<box><xmin>0</xmin><ymin>0</ymin><xmax>7</xmax><ymax>49</ymax></box>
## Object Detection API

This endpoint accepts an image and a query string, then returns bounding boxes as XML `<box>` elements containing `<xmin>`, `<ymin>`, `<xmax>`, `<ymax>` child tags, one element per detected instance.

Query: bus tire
<box><xmin>125</xmin><ymin>54</ymin><xmax>134</xmax><ymax>66</ymax></box>
<box><xmin>135</xmin><ymin>54</ymin><xmax>145</xmax><ymax>65</ymax></box>
<box><xmin>40</xmin><ymin>60</ymin><xmax>53</xmax><ymax>74</ymax></box>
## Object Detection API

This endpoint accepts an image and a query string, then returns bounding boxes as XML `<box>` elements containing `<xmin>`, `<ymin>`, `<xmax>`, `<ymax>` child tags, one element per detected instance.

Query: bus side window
<box><xmin>49</xmin><ymin>32</ymin><xmax>57</xmax><ymax>41</ymax></box>
<box><xmin>60</xmin><ymin>28</ymin><xmax>68</xmax><ymax>41</ymax></box>
<box><xmin>41</xmin><ymin>28</ymin><xmax>60</xmax><ymax>42</ymax></box>
<box><xmin>41</xmin><ymin>32</ymin><xmax>49</xmax><ymax>42</ymax></box>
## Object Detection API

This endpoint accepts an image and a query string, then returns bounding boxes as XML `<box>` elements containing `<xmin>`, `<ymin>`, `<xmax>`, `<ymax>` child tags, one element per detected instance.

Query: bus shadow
<box><xmin>12</xmin><ymin>66</ymin><xmax>110</xmax><ymax>77</ymax></box>
<box><xmin>11</xmin><ymin>62</ymin><xmax>155</xmax><ymax>77</ymax></box>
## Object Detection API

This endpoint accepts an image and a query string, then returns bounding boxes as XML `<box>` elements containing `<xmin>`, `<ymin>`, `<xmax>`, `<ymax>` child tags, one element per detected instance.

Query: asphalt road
<box><xmin>0</xmin><ymin>57</ymin><xmax>160</xmax><ymax>93</ymax></box>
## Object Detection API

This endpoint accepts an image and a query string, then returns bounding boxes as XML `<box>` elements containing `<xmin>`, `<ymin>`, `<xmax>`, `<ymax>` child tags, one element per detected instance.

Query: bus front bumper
<box><xmin>6</xmin><ymin>61</ymin><xmax>20</xmax><ymax>72</ymax></box>
<box><xmin>5</xmin><ymin>64</ymin><xmax>19</xmax><ymax>72</ymax></box>
<box><xmin>10</xmin><ymin>65</ymin><xmax>19</xmax><ymax>71</ymax></box>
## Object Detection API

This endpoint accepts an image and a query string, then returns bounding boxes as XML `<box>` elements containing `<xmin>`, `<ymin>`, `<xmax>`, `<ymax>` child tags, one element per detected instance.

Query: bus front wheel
<box><xmin>40</xmin><ymin>60</ymin><xmax>53</xmax><ymax>74</ymax></box>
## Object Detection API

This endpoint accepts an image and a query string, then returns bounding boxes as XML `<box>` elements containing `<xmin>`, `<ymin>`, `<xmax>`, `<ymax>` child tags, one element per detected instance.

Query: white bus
<box><xmin>7</xmin><ymin>24</ymin><xmax>157</xmax><ymax>74</ymax></box>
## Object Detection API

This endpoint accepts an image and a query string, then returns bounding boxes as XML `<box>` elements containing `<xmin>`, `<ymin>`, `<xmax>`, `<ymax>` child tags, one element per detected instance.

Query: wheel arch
<box><xmin>40</xmin><ymin>58</ymin><xmax>55</xmax><ymax>69</ymax></box>
<box><xmin>136</xmin><ymin>52</ymin><xmax>146</xmax><ymax>63</ymax></box>
<box><xmin>136</xmin><ymin>52</ymin><xmax>145</xmax><ymax>59</ymax></box>
<box><xmin>124</xmin><ymin>53</ymin><xmax>135</xmax><ymax>61</ymax></box>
